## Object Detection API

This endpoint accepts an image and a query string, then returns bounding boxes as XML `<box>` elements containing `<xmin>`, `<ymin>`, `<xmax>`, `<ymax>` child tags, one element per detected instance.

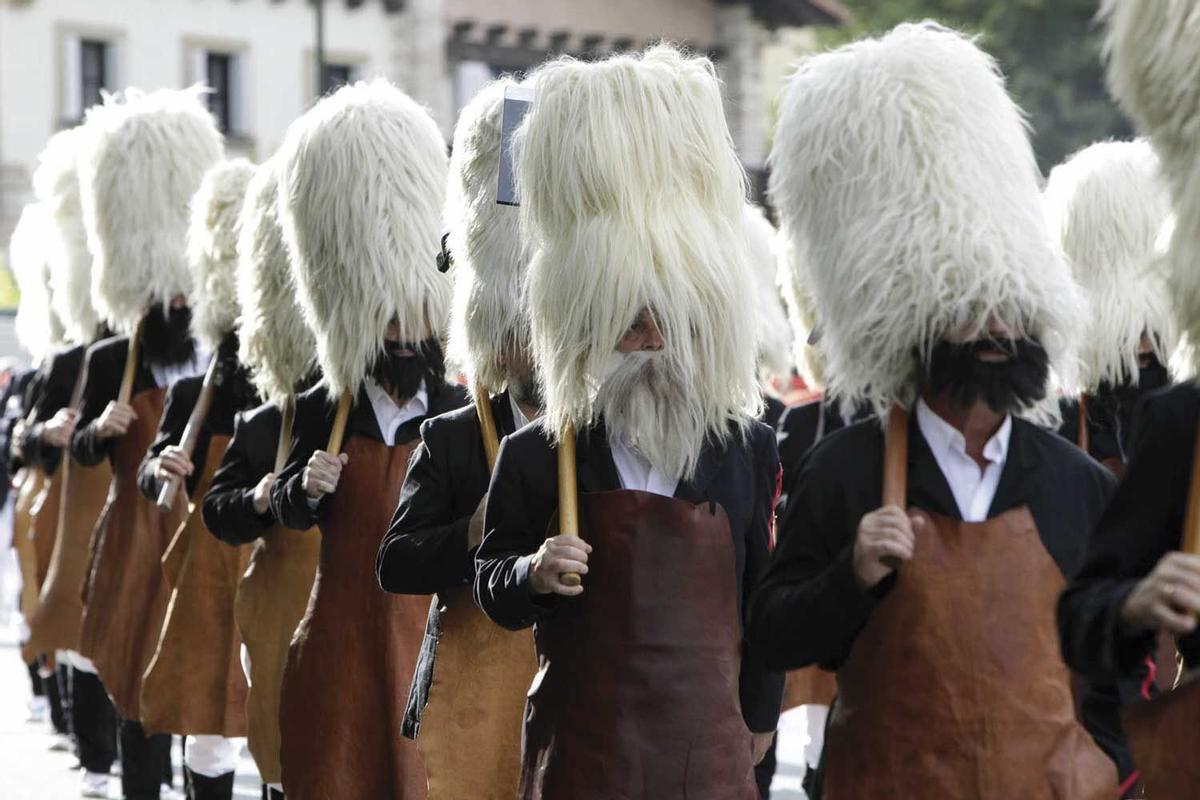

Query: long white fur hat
<box><xmin>1044</xmin><ymin>140</ymin><xmax>1176</xmax><ymax>391</ymax></box>
<box><xmin>519</xmin><ymin>45</ymin><xmax>760</xmax><ymax>447</ymax></box>
<box><xmin>1102</xmin><ymin>0</ymin><xmax>1200</xmax><ymax>374</ymax></box>
<box><xmin>743</xmin><ymin>205</ymin><xmax>792</xmax><ymax>384</ymax></box>
<box><xmin>186</xmin><ymin>158</ymin><xmax>256</xmax><ymax>353</ymax></box>
<box><xmin>277</xmin><ymin>79</ymin><xmax>450</xmax><ymax>397</ymax></box>
<box><xmin>9</xmin><ymin>204</ymin><xmax>66</xmax><ymax>360</ymax></box>
<box><xmin>33</xmin><ymin>126</ymin><xmax>101</xmax><ymax>345</ymax></box>
<box><xmin>445</xmin><ymin>78</ymin><xmax>529</xmax><ymax>395</ymax></box>
<box><xmin>774</xmin><ymin>225</ymin><xmax>822</xmax><ymax>387</ymax></box>
<box><xmin>78</xmin><ymin>86</ymin><xmax>224</xmax><ymax>334</ymax></box>
<box><xmin>236</xmin><ymin>158</ymin><xmax>317</xmax><ymax>405</ymax></box>
<box><xmin>769</xmin><ymin>22</ymin><xmax>1082</xmax><ymax>417</ymax></box>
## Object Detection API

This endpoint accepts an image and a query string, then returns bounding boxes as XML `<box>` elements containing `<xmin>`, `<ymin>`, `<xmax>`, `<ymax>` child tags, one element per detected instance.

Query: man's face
<box><xmin>944</xmin><ymin>316</ymin><xmax>1025</xmax><ymax>362</ymax></box>
<box><xmin>616</xmin><ymin>308</ymin><xmax>665</xmax><ymax>354</ymax></box>
<box><xmin>923</xmin><ymin>315</ymin><xmax>1047</xmax><ymax>414</ymax></box>
<box><xmin>1137</xmin><ymin>332</ymin><xmax>1156</xmax><ymax>369</ymax></box>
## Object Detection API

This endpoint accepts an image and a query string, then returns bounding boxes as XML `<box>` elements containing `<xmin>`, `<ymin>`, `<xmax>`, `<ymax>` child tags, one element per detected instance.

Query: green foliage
<box><xmin>821</xmin><ymin>0</ymin><xmax>1133</xmax><ymax>170</ymax></box>
<box><xmin>0</xmin><ymin>257</ymin><xmax>19</xmax><ymax>312</ymax></box>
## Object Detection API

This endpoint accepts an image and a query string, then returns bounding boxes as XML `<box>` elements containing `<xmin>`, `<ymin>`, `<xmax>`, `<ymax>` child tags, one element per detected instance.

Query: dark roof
<box><xmin>311</xmin><ymin>0</ymin><xmax>405</xmax><ymax>13</ymax></box>
<box><xmin>740</xmin><ymin>0</ymin><xmax>851</xmax><ymax>29</ymax></box>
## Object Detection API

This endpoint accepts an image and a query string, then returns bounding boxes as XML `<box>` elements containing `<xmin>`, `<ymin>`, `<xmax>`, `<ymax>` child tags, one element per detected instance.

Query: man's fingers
<box><xmin>546</xmin><ymin>535</ymin><xmax>592</xmax><ymax>552</ymax></box>
<box><xmin>1163</xmin><ymin>585</ymin><xmax>1200</xmax><ymax>616</ymax></box>
<box><xmin>1153</xmin><ymin>603</ymin><xmax>1198</xmax><ymax>636</ymax></box>
<box><xmin>548</xmin><ymin>581</ymin><xmax>584</xmax><ymax>597</ymax></box>
<box><xmin>547</xmin><ymin>542</ymin><xmax>591</xmax><ymax>563</ymax></box>
<box><xmin>872</xmin><ymin>540</ymin><xmax>914</xmax><ymax>563</ymax></box>
<box><xmin>1159</xmin><ymin>563</ymin><xmax>1200</xmax><ymax>596</ymax></box>
<box><xmin>547</xmin><ymin>557</ymin><xmax>589</xmax><ymax>576</ymax></box>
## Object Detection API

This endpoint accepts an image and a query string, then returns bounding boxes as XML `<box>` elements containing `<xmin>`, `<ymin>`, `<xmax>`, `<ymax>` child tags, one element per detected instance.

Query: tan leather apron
<box><xmin>416</xmin><ymin>583</ymin><xmax>536</xmax><ymax>800</ymax></box>
<box><xmin>1123</xmin><ymin>669</ymin><xmax>1199</xmax><ymax>798</ymax></box>
<box><xmin>279</xmin><ymin>435</ymin><xmax>428</xmax><ymax>800</ymax></box>
<box><xmin>821</xmin><ymin>418</ymin><xmax>1116</xmax><ymax>798</ymax></box>
<box><xmin>520</xmin><ymin>489</ymin><xmax>757</xmax><ymax>800</ymax></box>
<box><xmin>23</xmin><ymin>458</ymin><xmax>112</xmax><ymax>658</ymax></box>
<box><xmin>13</xmin><ymin>468</ymin><xmax>45</xmax><ymax>622</ymax></box>
<box><xmin>19</xmin><ymin>467</ymin><xmax>64</xmax><ymax>661</ymax></box>
<box><xmin>234</xmin><ymin>522</ymin><xmax>320</xmax><ymax>785</ymax></box>
<box><xmin>79</xmin><ymin>388</ymin><xmax>187</xmax><ymax>719</ymax></box>
<box><xmin>140</xmin><ymin>435</ymin><xmax>252</xmax><ymax>736</ymax></box>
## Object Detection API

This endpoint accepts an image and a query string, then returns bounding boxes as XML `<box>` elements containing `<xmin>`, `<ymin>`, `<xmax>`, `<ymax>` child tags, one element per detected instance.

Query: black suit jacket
<box><xmin>201</xmin><ymin>402</ymin><xmax>282</xmax><ymax>546</ymax></box>
<box><xmin>70</xmin><ymin>335</ymin><xmax>161</xmax><ymax>467</ymax></box>
<box><xmin>0</xmin><ymin>367</ymin><xmax>37</xmax><ymax>492</ymax></box>
<box><xmin>1059</xmin><ymin>383</ymin><xmax>1200</xmax><ymax>679</ymax></box>
<box><xmin>270</xmin><ymin>380</ymin><xmax>468</xmax><ymax>532</ymax></box>
<box><xmin>21</xmin><ymin>344</ymin><xmax>87</xmax><ymax>475</ymax></box>
<box><xmin>474</xmin><ymin>419</ymin><xmax>784</xmax><ymax>733</ymax></box>
<box><xmin>749</xmin><ymin>413</ymin><xmax>1115</xmax><ymax>672</ymax></box>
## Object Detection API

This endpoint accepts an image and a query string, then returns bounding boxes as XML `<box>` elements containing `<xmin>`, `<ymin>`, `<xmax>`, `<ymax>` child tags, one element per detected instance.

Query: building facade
<box><xmin>0</xmin><ymin>0</ymin><xmax>844</xmax><ymax>296</ymax></box>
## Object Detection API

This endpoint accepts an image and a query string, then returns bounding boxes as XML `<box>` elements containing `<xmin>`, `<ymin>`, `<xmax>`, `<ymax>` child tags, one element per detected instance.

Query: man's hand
<box><xmin>1121</xmin><ymin>552</ymin><xmax>1200</xmax><ymax>636</ymax></box>
<box><xmin>252</xmin><ymin>472</ymin><xmax>276</xmax><ymax>515</ymax></box>
<box><xmin>10</xmin><ymin>419</ymin><xmax>26</xmax><ymax>459</ymax></box>
<box><xmin>467</xmin><ymin>492</ymin><xmax>488</xmax><ymax>550</ymax></box>
<box><xmin>853</xmin><ymin>506</ymin><xmax>922</xmax><ymax>590</ymax></box>
<box><xmin>302</xmin><ymin>451</ymin><xmax>348</xmax><ymax>499</ymax></box>
<box><xmin>96</xmin><ymin>401</ymin><xmax>137</xmax><ymax>440</ymax></box>
<box><xmin>528</xmin><ymin>535</ymin><xmax>591</xmax><ymax>597</ymax></box>
<box><xmin>42</xmin><ymin>408</ymin><xmax>79</xmax><ymax>448</ymax></box>
<box><xmin>752</xmin><ymin>731</ymin><xmax>775</xmax><ymax>765</ymax></box>
<box><xmin>154</xmin><ymin>445</ymin><xmax>194</xmax><ymax>484</ymax></box>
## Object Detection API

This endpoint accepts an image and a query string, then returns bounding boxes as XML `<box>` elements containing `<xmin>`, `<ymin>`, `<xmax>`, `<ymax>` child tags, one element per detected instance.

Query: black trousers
<box><xmin>119</xmin><ymin>718</ymin><xmax>172</xmax><ymax>800</ymax></box>
<box><xmin>261</xmin><ymin>786</ymin><xmax>284</xmax><ymax>800</ymax></box>
<box><xmin>71</xmin><ymin>668</ymin><xmax>117</xmax><ymax>774</ymax></box>
<box><xmin>45</xmin><ymin>660</ymin><xmax>69</xmax><ymax>735</ymax></box>
<box><xmin>188</xmin><ymin>769</ymin><xmax>234</xmax><ymax>800</ymax></box>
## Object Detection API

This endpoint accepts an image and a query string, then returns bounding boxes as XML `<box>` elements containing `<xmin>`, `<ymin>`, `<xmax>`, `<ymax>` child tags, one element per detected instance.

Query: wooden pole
<box><xmin>155</xmin><ymin>354</ymin><xmax>220</xmax><ymax>513</ymax></box>
<box><xmin>557</xmin><ymin>423</ymin><xmax>581</xmax><ymax>587</ymax></box>
<box><xmin>274</xmin><ymin>394</ymin><xmax>295</xmax><ymax>474</ymax></box>
<box><xmin>1077</xmin><ymin>394</ymin><xmax>1090</xmax><ymax>454</ymax></box>
<box><xmin>117</xmin><ymin>318</ymin><xmax>144</xmax><ymax>405</ymax></box>
<box><xmin>1180</xmin><ymin>425</ymin><xmax>1200</xmax><ymax>556</ymax></box>
<box><xmin>881</xmin><ymin>405</ymin><xmax>908</xmax><ymax>508</ymax></box>
<box><xmin>474</xmin><ymin>386</ymin><xmax>501</xmax><ymax>473</ymax></box>
<box><xmin>325</xmin><ymin>390</ymin><xmax>353</xmax><ymax>455</ymax></box>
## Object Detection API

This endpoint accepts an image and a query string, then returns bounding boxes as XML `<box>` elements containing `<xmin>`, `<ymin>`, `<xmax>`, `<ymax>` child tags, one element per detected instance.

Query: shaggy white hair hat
<box><xmin>769</xmin><ymin>22</ymin><xmax>1081</xmax><ymax>417</ymax></box>
<box><xmin>78</xmin><ymin>86</ymin><xmax>224</xmax><ymax>333</ymax></box>
<box><xmin>277</xmin><ymin>79</ymin><xmax>450</xmax><ymax>397</ymax></box>
<box><xmin>9</xmin><ymin>204</ymin><xmax>66</xmax><ymax>360</ymax></box>
<box><xmin>445</xmin><ymin>78</ymin><xmax>530</xmax><ymax>395</ymax></box>
<box><xmin>1044</xmin><ymin>140</ymin><xmax>1176</xmax><ymax>391</ymax></box>
<box><xmin>743</xmin><ymin>205</ymin><xmax>792</xmax><ymax>384</ymax></box>
<box><xmin>186</xmin><ymin>158</ymin><xmax>256</xmax><ymax>353</ymax></box>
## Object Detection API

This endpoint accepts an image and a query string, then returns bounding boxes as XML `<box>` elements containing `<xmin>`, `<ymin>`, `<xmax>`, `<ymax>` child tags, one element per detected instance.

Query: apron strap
<box><xmin>882</xmin><ymin>405</ymin><xmax>909</xmax><ymax>508</ymax></box>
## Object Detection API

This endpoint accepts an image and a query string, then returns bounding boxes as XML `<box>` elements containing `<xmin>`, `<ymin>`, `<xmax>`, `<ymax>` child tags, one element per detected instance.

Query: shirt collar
<box><xmin>508</xmin><ymin>393</ymin><xmax>533</xmax><ymax>432</ymax></box>
<box><xmin>363</xmin><ymin>377</ymin><xmax>428</xmax><ymax>445</ymax></box>
<box><xmin>915</xmin><ymin>397</ymin><xmax>1011</xmax><ymax>465</ymax></box>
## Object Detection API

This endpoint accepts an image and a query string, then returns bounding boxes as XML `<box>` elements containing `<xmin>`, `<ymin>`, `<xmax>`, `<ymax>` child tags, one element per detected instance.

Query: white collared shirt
<box><xmin>609</xmin><ymin>435</ymin><xmax>679</xmax><ymax>498</ymax></box>
<box><xmin>509</xmin><ymin>393</ymin><xmax>533</xmax><ymax>432</ymax></box>
<box><xmin>150</xmin><ymin>348</ymin><xmax>209</xmax><ymax>390</ymax></box>
<box><xmin>914</xmin><ymin>398</ymin><xmax>1011</xmax><ymax>522</ymax></box>
<box><xmin>364</xmin><ymin>377</ymin><xmax>428</xmax><ymax>446</ymax></box>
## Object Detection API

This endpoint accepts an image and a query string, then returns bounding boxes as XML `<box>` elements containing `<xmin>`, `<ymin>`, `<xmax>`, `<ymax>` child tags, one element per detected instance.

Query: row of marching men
<box><xmin>7</xmin><ymin>5</ymin><xmax>1200</xmax><ymax>800</ymax></box>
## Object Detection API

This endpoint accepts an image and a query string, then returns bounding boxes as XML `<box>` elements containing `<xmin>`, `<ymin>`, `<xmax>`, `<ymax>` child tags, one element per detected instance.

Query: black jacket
<box><xmin>0</xmin><ymin>367</ymin><xmax>38</xmax><ymax>497</ymax></box>
<box><xmin>270</xmin><ymin>380</ymin><xmax>468</xmax><ymax>532</ymax></box>
<box><xmin>135</xmin><ymin>340</ymin><xmax>258</xmax><ymax>503</ymax></box>
<box><xmin>749</xmin><ymin>413</ymin><xmax>1115</xmax><ymax>672</ymax></box>
<box><xmin>776</xmin><ymin>398</ymin><xmax>873</xmax><ymax>519</ymax></box>
<box><xmin>474</xmin><ymin>420</ymin><xmax>785</xmax><ymax>734</ymax></box>
<box><xmin>1059</xmin><ymin>382</ymin><xmax>1200</xmax><ymax>680</ymax></box>
<box><xmin>21</xmin><ymin>344</ymin><xmax>88</xmax><ymax>476</ymax></box>
<box><xmin>69</xmin><ymin>335</ymin><xmax>161</xmax><ymax>467</ymax></box>
<box><xmin>201</xmin><ymin>402</ymin><xmax>282</xmax><ymax>546</ymax></box>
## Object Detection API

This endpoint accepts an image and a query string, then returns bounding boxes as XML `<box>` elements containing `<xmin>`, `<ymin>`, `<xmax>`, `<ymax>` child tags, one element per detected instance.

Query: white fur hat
<box><xmin>186</xmin><ymin>158</ymin><xmax>256</xmax><ymax>353</ymax></box>
<box><xmin>519</xmin><ymin>45</ymin><xmax>760</xmax><ymax>461</ymax></box>
<box><xmin>769</xmin><ymin>22</ymin><xmax>1081</xmax><ymax>417</ymax></box>
<box><xmin>445</xmin><ymin>78</ymin><xmax>530</xmax><ymax>395</ymax></box>
<box><xmin>277</xmin><ymin>79</ymin><xmax>450</xmax><ymax>397</ymax></box>
<box><xmin>33</xmin><ymin>126</ymin><xmax>101</xmax><ymax>345</ymax></box>
<box><xmin>78</xmin><ymin>86</ymin><xmax>224</xmax><ymax>333</ymax></box>
<box><xmin>235</xmin><ymin>158</ymin><xmax>317</xmax><ymax>405</ymax></box>
<box><xmin>743</xmin><ymin>204</ymin><xmax>792</xmax><ymax>384</ymax></box>
<box><xmin>9</xmin><ymin>204</ymin><xmax>66</xmax><ymax>360</ymax></box>
<box><xmin>1044</xmin><ymin>140</ymin><xmax>1176</xmax><ymax>391</ymax></box>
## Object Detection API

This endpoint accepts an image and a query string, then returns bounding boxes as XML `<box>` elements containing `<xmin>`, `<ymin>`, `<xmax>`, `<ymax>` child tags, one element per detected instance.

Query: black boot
<box><xmin>187</xmin><ymin>769</ymin><xmax>234</xmax><ymax>800</ymax></box>
<box><xmin>261</xmin><ymin>785</ymin><xmax>284</xmax><ymax>800</ymax></box>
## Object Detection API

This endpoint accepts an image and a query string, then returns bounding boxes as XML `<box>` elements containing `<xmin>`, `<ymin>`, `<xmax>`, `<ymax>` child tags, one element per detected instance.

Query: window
<box><xmin>80</xmin><ymin>40</ymin><xmax>108</xmax><ymax>111</ymax></box>
<box><xmin>206</xmin><ymin>52</ymin><xmax>233</xmax><ymax>133</ymax></box>
<box><xmin>321</xmin><ymin>63</ymin><xmax>354</xmax><ymax>95</ymax></box>
<box><xmin>190</xmin><ymin>46</ymin><xmax>244</xmax><ymax>137</ymax></box>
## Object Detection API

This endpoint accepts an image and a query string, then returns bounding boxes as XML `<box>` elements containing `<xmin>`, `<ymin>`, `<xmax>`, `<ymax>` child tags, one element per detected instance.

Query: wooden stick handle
<box><xmin>1181</xmin><ymin>422</ymin><xmax>1200</xmax><ymax>555</ymax></box>
<box><xmin>882</xmin><ymin>405</ymin><xmax>909</xmax><ymax>508</ymax></box>
<box><xmin>1077</xmin><ymin>394</ymin><xmax>1090</xmax><ymax>454</ymax></box>
<box><xmin>273</xmin><ymin>394</ymin><xmax>296</xmax><ymax>475</ymax></box>
<box><xmin>557</xmin><ymin>423</ymin><xmax>582</xmax><ymax>587</ymax></box>
<box><xmin>474</xmin><ymin>386</ymin><xmax>501</xmax><ymax>473</ymax></box>
<box><xmin>325</xmin><ymin>390</ymin><xmax>353</xmax><ymax>455</ymax></box>
<box><xmin>156</xmin><ymin>354</ymin><xmax>220</xmax><ymax>513</ymax></box>
<box><xmin>117</xmin><ymin>318</ymin><xmax>144</xmax><ymax>406</ymax></box>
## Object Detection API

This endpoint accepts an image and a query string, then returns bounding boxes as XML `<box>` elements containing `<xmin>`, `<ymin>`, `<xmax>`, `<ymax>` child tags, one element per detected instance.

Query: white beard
<box><xmin>594</xmin><ymin>351</ymin><xmax>708</xmax><ymax>481</ymax></box>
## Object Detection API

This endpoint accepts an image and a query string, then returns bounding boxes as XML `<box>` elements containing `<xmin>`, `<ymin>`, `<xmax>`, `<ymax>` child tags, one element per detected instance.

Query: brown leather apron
<box><xmin>79</xmin><ymin>387</ymin><xmax>187</xmax><ymax>719</ymax></box>
<box><xmin>19</xmin><ymin>466</ymin><xmax>64</xmax><ymax>661</ymax></box>
<box><xmin>1123</xmin><ymin>669</ymin><xmax>1199</xmax><ymax>798</ymax></box>
<box><xmin>140</xmin><ymin>435</ymin><xmax>252</xmax><ymax>736</ymax></box>
<box><xmin>520</xmin><ymin>489</ymin><xmax>757</xmax><ymax>800</ymax></box>
<box><xmin>279</xmin><ymin>435</ymin><xmax>428</xmax><ymax>800</ymax></box>
<box><xmin>821</xmin><ymin>503</ymin><xmax>1117</xmax><ymax>798</ymax></box>
<box><xmin>234</xmin><ymin>522</ymin><xmax>320</xmax><ymax>785</ymax></box>
<box><xmin>13</xmin><ymin>468</ymin><xmax>45</xmax><ymax>622</ymax></box>
<box><xmin>23</xmin><ymin>458</ymin><xmax>112</xmax><ymax>658</ymax></box>
<box><xmin>417</xmin><ymin>584</ymin><xmax>536</xmax><ymax>800</ymax></box>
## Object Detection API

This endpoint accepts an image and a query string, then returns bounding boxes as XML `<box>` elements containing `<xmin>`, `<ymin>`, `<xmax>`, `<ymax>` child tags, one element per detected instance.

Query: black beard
<box><xmin>509</xmin><ymin>373</ymin><xmax>543</xmax><ymax>411</ymax></box>
<box><xmin>1094</xmin><ymin>353</ymin><xmax>1170</xmax><ymax>416</ymax></box>
<box><xmin>921</xmin><ymin>339</ymin><xmax>1049</xmax><ymax>414</ymax></box>
<box><xmin>215</xmin><ymin>333</ymin><xmax>258</xmax><ymax>411</ymax></box>
<box><xmin>370</xmin><ymin>337</ymin><xmax>445</xmax><ymax>401</ymax></box>
<box><xmin>140</xmin><ymin>304</ymin><xmax>196</xmax><ymax>366</ymax></box>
